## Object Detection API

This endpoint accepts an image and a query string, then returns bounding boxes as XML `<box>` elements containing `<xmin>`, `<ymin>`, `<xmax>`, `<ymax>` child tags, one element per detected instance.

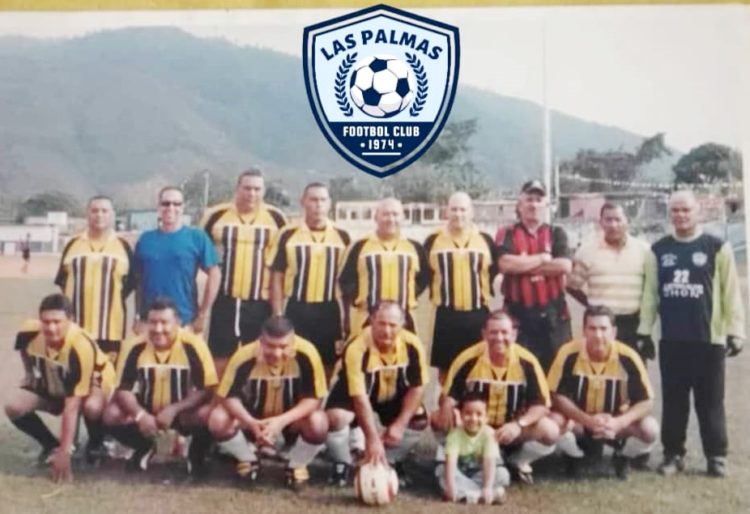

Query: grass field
<box><xmin>0</xmin><ymin>256</ymin><xmax>748</xmax><ymax>513</ymax></box>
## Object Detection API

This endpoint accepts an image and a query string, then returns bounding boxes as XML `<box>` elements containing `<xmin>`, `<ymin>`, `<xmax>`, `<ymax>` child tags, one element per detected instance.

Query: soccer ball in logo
<box><xmin>349</xmin><ymin>55</ymin><xmax>416</xmax><ymax>118</ymax></box>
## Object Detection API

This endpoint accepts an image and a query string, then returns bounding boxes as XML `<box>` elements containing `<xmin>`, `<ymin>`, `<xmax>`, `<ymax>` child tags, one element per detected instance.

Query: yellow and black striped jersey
<box><xmin>547</xmin><ymin>339</ymin><xmax>653</xmax><ymax>415</ymax></box>
<box><xmin>267</xmin><ymin>222</ymin><xmax>350</xmax><ymax>303</ymax></box>
<box><xmin>15</xmin><ymin>319</ymin><xmax>115</xmax><ymax>399</ymax></box>
<box><xmin>333</xmin><ymin>327</ymin><xmax>429</xmax><ymax>404</ymax></box>
<box><xmin>116</xmin><ymin>328</ymin><xmax>218</xmax><ymax>413</ymax></box>
<box><xmin>423</xmin><ymin>226</ymin><xmax>498</xmax><ymax>311</ymax></box>
<box><xmin>338</xmin><ymin>234</ymin><xmax>429</xmax><ymax>311</ymax></box>
<box><xmin>216</xmin><ymin>335</ymin><xmax>327</xmax><ymax>419</ymax></box>
<box><xmin>55</xmin><ymin>233</ymin><xmax>134</xmax><ymax>342</ymax></box>
<box><xmin>201</xmin><ymin>202</ymin><xmax>286</xmax><ymax>300</ymax></box>
<box><xmin>443</xmin><ymin>342</ymin><xmax>550</xmax><ymax>428</ymax></box>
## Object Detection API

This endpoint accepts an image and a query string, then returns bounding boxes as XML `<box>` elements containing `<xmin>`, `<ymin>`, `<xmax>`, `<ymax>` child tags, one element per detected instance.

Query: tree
<box><xmin>264</xmin><ymin>179</ymin><xmax>291</xmax><ymax>208</ymax></box>
<box><xmin>381</xmin><ymin>118</ymin><xmax>489</xmax><ymax>202</ymax></box>
<box><xmin>673</xmin><ymin>143</ymin><xmax>742</xmax><ymax>186</ymax></box>
<box><xmin>560</xmin><ymin>132</ymin><xmax>671</xmax><ymax>193</ymax></box>
<box><xmin>182</xmin><ymin>170</ymin><xmax>234</xmax><ymax>211</ymax></box>
<box><xmin>16</xmin><ymin>191</ymin><xmax>82</xmax><ymax>221</ymax></box>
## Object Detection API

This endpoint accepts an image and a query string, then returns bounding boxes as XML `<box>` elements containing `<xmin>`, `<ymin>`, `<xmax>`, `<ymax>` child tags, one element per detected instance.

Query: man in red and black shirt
<box><xmin>496</xmin><ymin>180</ymin><xmax>572</xmax><ymax>370</ymax></box>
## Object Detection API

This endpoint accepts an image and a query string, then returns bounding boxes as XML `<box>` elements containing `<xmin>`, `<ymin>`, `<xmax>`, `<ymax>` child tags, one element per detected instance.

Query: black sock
<box><xmin>109</xmin><ymin>423</ymin><xmax>152</xmax><ymax>452</ymax></box>
<box><xmin>84</xmin><ymin>417</ymin><xmax>105</xmax><ymax>447</ymax></box>
<box><xmin>188</xmin><ymin>427</ymin><xmax>212</xmax><ymax>462</ymax></box>
<box><xmin>11</xmin><ymin>412</ymin><xmax>59</xmax><ymax>450</ymax></box>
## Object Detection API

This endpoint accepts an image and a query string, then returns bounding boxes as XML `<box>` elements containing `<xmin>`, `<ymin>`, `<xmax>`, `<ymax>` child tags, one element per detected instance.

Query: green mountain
<box><xmin>0</xmin><ymin>28</ymin><xmax>674</xmax><ymax>206</ymax></box>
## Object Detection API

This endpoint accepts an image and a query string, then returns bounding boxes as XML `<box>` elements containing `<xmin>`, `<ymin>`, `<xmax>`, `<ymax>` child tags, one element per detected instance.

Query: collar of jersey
<box><xmin>480</xmin><ymin>341</ymin><xmax>520</xmax><ymax>374</ymax></box>
<box><xmin>577</xmin><ymin>339</ymin><xmax>622</xmax><ymax>376</ymax></box>
<box><xmin>671</xmin><ymin>228</ymin><xmax>704</xmax><ymax>243</ymax></box>
<box><xmin>363</xmin><ymin>328</ymin><xmax>407</xmax><ymax>365</ymax></box>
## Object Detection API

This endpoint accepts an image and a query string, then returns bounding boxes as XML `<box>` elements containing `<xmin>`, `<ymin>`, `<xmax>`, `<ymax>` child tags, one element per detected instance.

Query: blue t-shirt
<box><xmin>134</xmin><ymin>226</ymin><xmax>218</xmax><ymax>324</ymax></box>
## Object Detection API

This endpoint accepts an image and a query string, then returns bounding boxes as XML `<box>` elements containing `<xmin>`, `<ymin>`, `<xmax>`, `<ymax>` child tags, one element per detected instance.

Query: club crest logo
<box><xmin>692</xmin><ymin>251</ymin><xmax>708</xmax><ymax>267</ymax></box>
<box><xmin>303</xmin><ymin>4</ymin><xmax>460</xmax><ymax>178</ymax></box>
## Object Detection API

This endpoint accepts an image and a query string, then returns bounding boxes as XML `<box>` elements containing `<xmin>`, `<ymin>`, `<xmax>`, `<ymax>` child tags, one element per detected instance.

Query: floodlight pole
<box><xmin>541</xmin><ymin>20</ymin><xmax>553</xmax><ymax>222</ymax></box>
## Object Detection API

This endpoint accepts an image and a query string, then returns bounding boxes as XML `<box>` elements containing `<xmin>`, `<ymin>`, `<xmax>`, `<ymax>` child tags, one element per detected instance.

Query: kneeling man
<box><xmin>548</xmin><ymin>305</ymin><xmax>658</xmax><ymax>479</ymax></box>
<box><xmin>325</xmin><ymin>301</ymin><xmax>430</xmax><ymax>486</ymax></box>
<box><xmin>103</xmin><ymin>297</ymin><xmax>218</xmax><ymax>475</ymax></box>
<box><xmin>5</xmin><ymin>293</ymin><xmax>114</xmax><ymax>481</ymax></box>
<box><xmin>433</xmin><ymin>311</ymin><xmax>559</xmax><ymax>484</ymax></box>
<box><xmin>209</xmin><ymin>316</ymin><xmax>328</xmax><ymax>489</ymax></box>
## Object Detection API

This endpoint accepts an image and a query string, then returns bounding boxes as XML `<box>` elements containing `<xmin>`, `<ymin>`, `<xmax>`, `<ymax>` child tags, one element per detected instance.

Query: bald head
<box><xmin>447</xmin><ymin>192</ymin><xmax>474</xmax><ymax>233</ymax></box>
<box><xmin>375</xmin><ymin>197</ymin><xmax>404</xmax><ymax>240</ymax></box>
<box><xmin>669</xmin><ymin>189</ymin><xmax>700</xmax><ymax>238</ymax></box>
<box><xmin>668</xmin><ymin>189</ymin><xmax>698</xmax><ymax>208</ymax></box>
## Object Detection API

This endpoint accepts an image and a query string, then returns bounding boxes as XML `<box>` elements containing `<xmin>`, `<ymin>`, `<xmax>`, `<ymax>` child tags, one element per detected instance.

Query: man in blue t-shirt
<box><xmin>134</xmin><ymin>186</ymin><xmax>220</xmax><ymax>333</ymax></box>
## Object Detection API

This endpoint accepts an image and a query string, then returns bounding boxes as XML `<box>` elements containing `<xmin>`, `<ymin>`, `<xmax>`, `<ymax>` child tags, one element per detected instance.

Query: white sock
<box><xmin>386</xmin><ymin>428</ymin><xmax>423</xmax><ymax>464</ymax></box>
<box><xmin>508</xmin><ymin>440</ymin><xmax>555</xmax><ymax>467</ymax></box>
<box><xmin>217</xmin><ymin>431</ymin><xmax>256</xmax><ymax>462</ymax></box>
<box><xmin>349</xmin><ymin>426</ymin><xmax>365</xmax><ymax>453</ymax></box>
<box><xmin>621</xmin><ymin>436</ymin><xmax>655</xmax><ymax>458</ymax></box>
<box><xmin>557</xmin><ymin>431</ymin><xmax>584</xmax><ymax>458</ymax></box>
<box><xmin>326</xmin><ymin>427</ymin><xmax>353</xmax><ymax>464</ymax></box>
<box><xmin>287</xmin><ymin>438</ymin><xmax>323</xmax><ymax>468</ymax></box>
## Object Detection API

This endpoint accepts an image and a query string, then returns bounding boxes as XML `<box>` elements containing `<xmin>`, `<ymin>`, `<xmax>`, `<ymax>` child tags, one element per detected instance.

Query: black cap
<box><xmin>520</xmin><ymin>180</ymin><xmax>546</xmax><ymax>196</ymax></box>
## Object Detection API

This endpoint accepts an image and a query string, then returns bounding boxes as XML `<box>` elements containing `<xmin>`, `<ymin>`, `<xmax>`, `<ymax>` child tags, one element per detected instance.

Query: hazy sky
<box><xmin>0</xmin><ymin>4</ymin><xmax>747</xmax><ymax>153</ymax></box>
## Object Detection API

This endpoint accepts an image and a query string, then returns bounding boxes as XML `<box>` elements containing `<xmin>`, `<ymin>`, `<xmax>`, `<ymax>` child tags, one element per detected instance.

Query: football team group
<box><xmin>4</xmin><ymin>169</ymin><xmax>745</xmax><ymax>504</ymax></box>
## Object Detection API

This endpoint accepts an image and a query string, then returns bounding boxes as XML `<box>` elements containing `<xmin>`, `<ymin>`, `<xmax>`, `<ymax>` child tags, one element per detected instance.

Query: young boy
<box><xmin>436</xmin><ymin>392</ymin><xmax>510</xmax><ymax>504</ymax></box>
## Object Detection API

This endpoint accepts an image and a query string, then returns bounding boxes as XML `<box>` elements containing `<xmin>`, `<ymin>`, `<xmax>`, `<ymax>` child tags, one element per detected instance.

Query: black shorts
<box><xmin>430</xmin><ymin>306</ymin><xmax>488</xmax><ymax>371</ymax></box>
<box><xmin>285</xmin><ymin>300</ymin><xmax>341</xmax><ymax>366</ymax></box>
<box><xmin>326</xmin><ymin>379</ymin><xmax>426</xmax><ymax>427</ymax></box>
<box><xmin>208</xmin><ymin>295</ymin><xmax>272</xmax><ymax>358</ymax></box>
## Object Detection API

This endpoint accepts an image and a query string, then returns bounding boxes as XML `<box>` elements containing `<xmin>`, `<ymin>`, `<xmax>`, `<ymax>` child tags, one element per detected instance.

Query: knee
<box><xmin>83</xmin><ymin>394</ymin><xmax>104</xmax><ymax>420</ymax></box>
<box><xmin>548</xmin><ymin>411</ymin><xmax>567</xmax><ymax>431</ymax></box>
<box><xmin>208</xmin><ymin>405</ymin><xmax>235</xmax><ymax>438</ymax></box>
<box><xmin>639</xmin><ymin>416</ymin><xmax>659</xmax><ymax>443</ymax></box>
<box><xmin>534</xmin><ymin>416</ymin><xmax>561</xmax><ymax>445</ymax></box>
<box><xmin>301</xmin><ymin>410</ymin><xmax>329</xmax><ymax>444</ymax></box>
<box><xmin>4</xmin><ymin>399</ymin><xmax>30</xmax><ymax>420</ymax></box>
<box><xmin>326</xmin><ymin>409</ymin><xmax>352</xmax><ymax>431</ymax></box>
<box><xmin>102</xmin><ymin>400</ymin><xmax>124</xmax><ymax>426</ymax></box>
<box><xmin>430</xmin><ymin>409</ymin><xmax>450</xmax><ymax>435</ymax></box>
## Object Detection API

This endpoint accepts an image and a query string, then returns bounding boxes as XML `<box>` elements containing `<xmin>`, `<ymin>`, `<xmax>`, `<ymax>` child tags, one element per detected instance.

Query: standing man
<box><xmin>103</xmin><ymin>297</ymin><xmax>218</xmax><ymax>475</ymax></box>
<box><xmin>5</xmin><ymin>294</ymin><xmax>114</xmax><ymax>481</ymax></box>
<box><xmin>548</xmin><ymin>305</ymin><xmax>658</xmax><ymax>479</ymax></box>
<box><xmin>339</xmin><ymin>198</ymin><xmax>429</xmax><ymax>337</ymax></box>
<box><xmin>134</xmin><ymin>186</ymin><xmax>220</xmax><ymax>334</ymax></box>
<box><xmin>567</xmin><ymin>203</ymin><xmax>653</xmax><ymax>356</ymax></box>
<box><xmin>268</xmin><ymin>183</ymin><xmax>349</xmax><ymax>376</ymax></box>
<box><xmin>433</xmin><ymin>311</ymin><xmax>559</xmax><ymax>484</ymax></box>
<box><xmin>208</xmin><ymin>316</ymin><xmax>329</xmax><ymax>489</ymax></box>
<box><xmin>325</xmin><ymin>302</ymin><xmax>429</xmax><ymax>485</ymax></box>
<box><xmin>424</xmin><ymin>192</ymin><xmax>498</xmax><ymax>383</ymax></box>
<box><xmin>637</xmin><ymin>190</ymin><xmax>745</xmax><ymax>478</ymax></box>
<box><xmin>56</xmin><ymin>195</ymin><xmax>135</xmax><ymax>363</ymax></box>
<box><xmin>201</xmin><ymin>169</ymin><xmax>286</xmax><ymax>372</ymax></box>
<box><xmin>497</xmin><ymin>180</ymin><xmax>572</xmax><ymax>370</ymax></box>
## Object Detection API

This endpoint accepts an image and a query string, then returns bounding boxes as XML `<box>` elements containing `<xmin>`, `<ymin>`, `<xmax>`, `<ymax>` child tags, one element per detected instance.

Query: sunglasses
<box><xmin>160</xmin><ymin>201</ymin><xmax>183</xmax><ymax>207</ymax></box>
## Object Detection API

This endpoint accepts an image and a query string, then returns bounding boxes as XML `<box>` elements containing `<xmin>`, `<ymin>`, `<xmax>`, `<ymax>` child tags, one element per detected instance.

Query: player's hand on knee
<box><xmin>137</xmin><ymin>412</ymin><xmax>159</xmax><ymax>438</ymax></box>
<box><xmin>726</xmin><ymin>336</ymin><xmax>744</xmax><ymax>357</ymax></box>
<box><xmin>382</xmin><ymin>423</ymin><xmax>405</xmax><ymax>448</ymax></box>
<box><xmin>635</xmin><ymin>336</ymin><xmax>656</xmax><ymax>361</ymax></box>
<box><xmin>156</xmin><ymin>405</ymin><xmax>178</xmax><ymax>430</ymax></box>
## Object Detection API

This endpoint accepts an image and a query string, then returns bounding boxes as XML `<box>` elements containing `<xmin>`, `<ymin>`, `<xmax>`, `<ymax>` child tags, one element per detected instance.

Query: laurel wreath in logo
<box><xmin>405</xmin><ymin>53</ymin><xmax>428</xmax><ymax>117</ymax></box>
<box><xmin>335</xmin><ymin>52</ymin><xmax>358</xmax><ymax>117</ymax></box>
